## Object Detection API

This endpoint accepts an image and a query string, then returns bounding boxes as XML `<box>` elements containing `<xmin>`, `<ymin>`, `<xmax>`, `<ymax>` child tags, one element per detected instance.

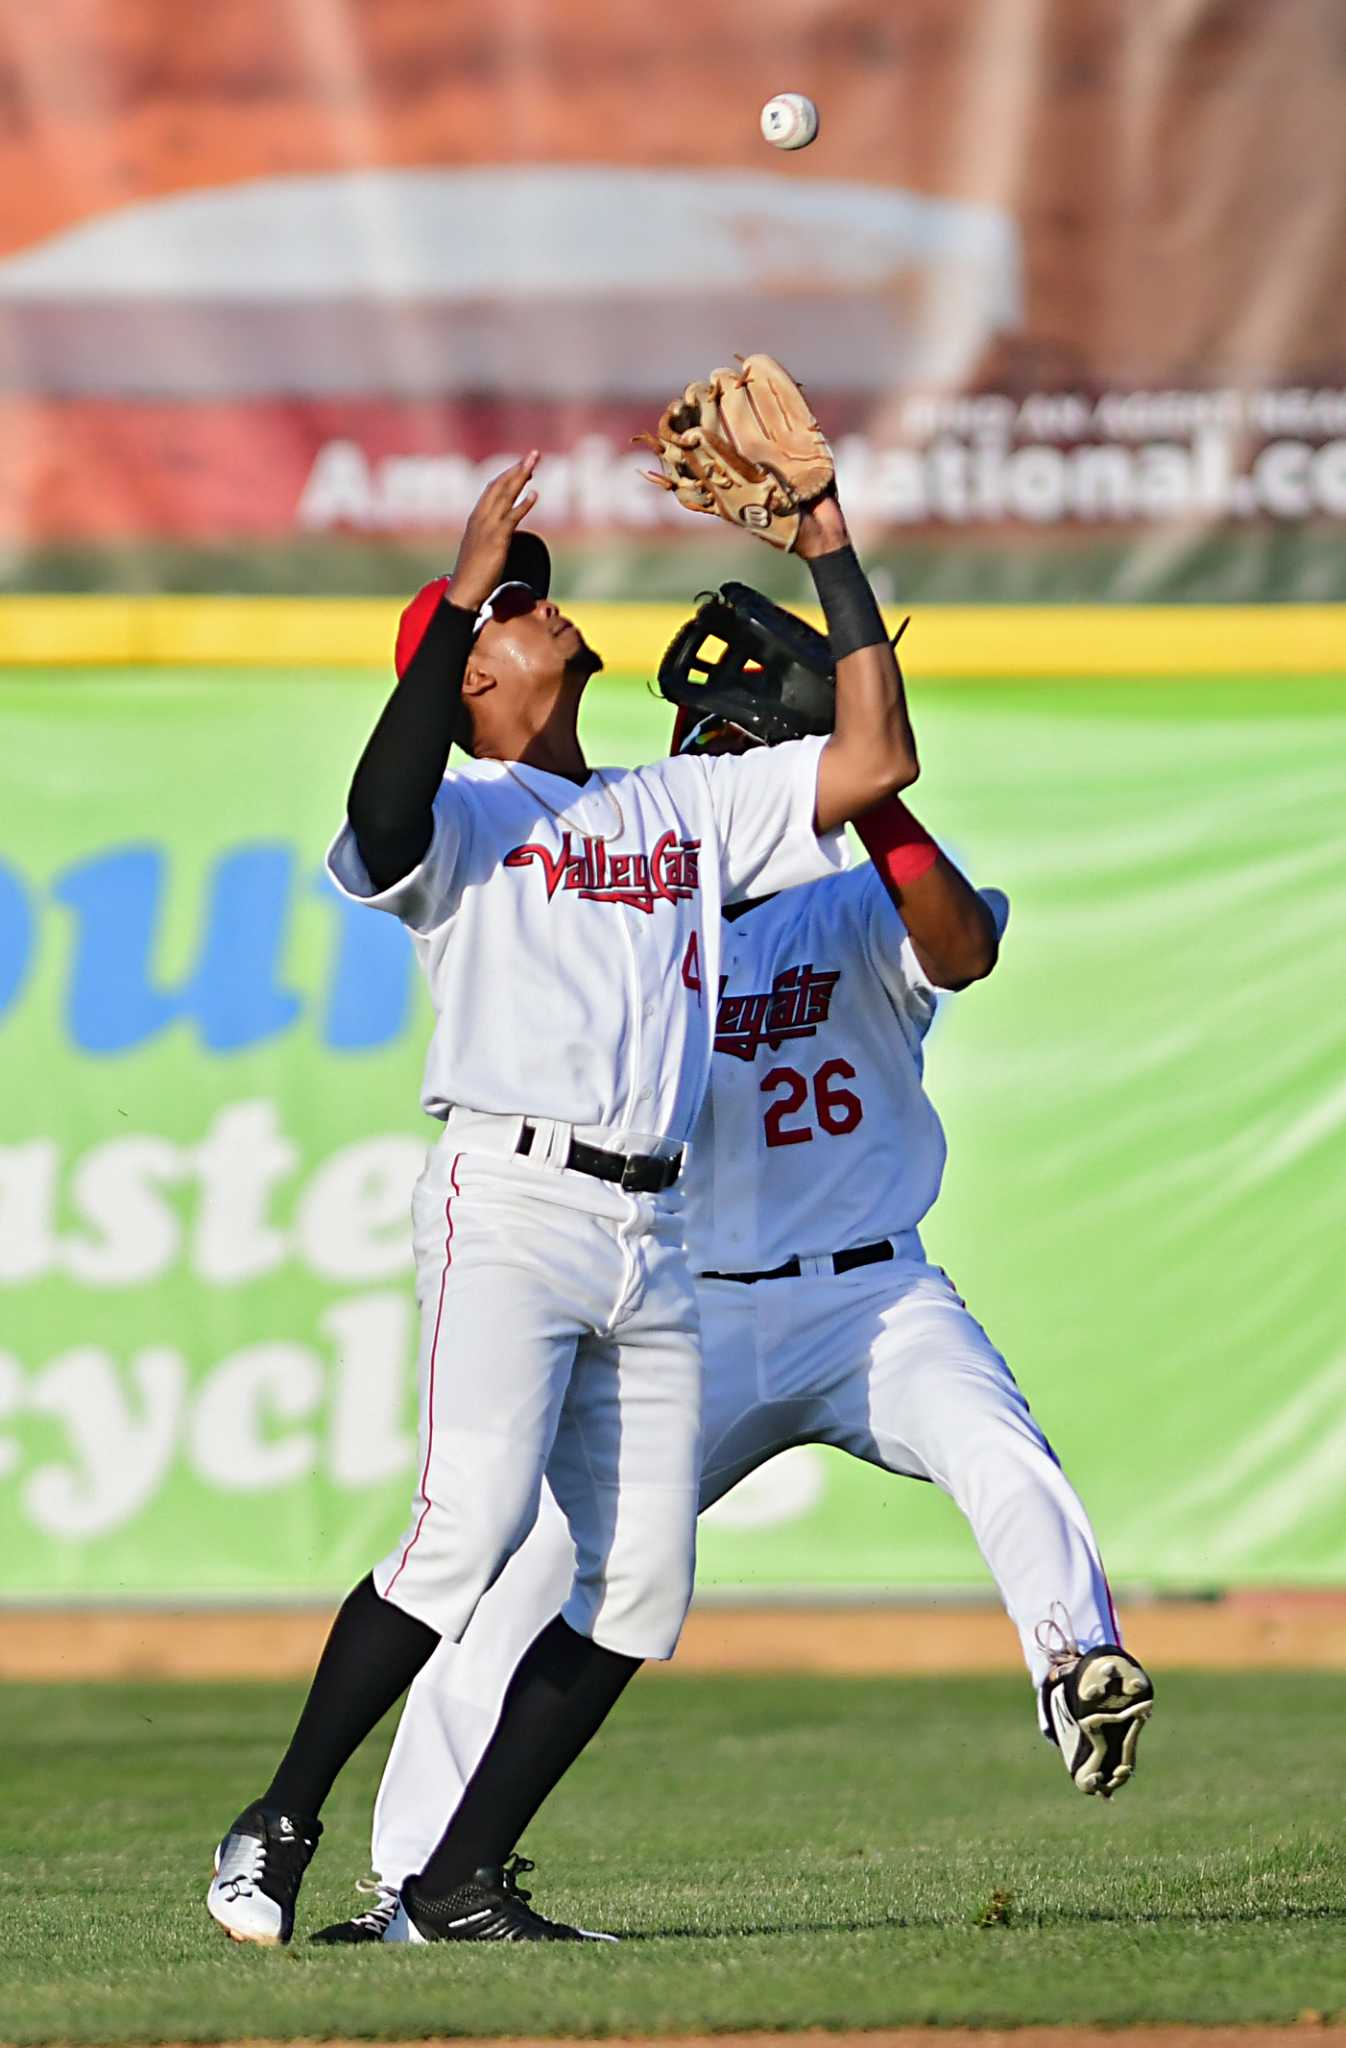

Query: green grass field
<box><xmin>2</xmin><ymin>1670</ymin><xmax>1344</xmax><ymax>2043</ymax></box>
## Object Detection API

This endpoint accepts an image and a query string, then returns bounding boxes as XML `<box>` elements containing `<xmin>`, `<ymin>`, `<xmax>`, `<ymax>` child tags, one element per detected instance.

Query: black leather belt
<box><xmin>516</xmin><ymin>1122</ymin><xmax>682</xmax><ymax>1195</ymax></box>
<box><xmin>700</xmin><ymin>1237</ymin><xmax>895</xmax><ymax>1284</ymax></box>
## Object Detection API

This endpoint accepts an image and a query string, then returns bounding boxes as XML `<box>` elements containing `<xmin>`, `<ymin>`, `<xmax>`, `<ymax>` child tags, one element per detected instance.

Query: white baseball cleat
<box><xmin>207</xmin><ymin>1802</ymin><xmax>322</xmax><ymax>1945</ymax></box>
<box><xmin>1040</xmin><ymin>1639</ymin><xmax>1155</xmax><ymax>1798</ymax></box>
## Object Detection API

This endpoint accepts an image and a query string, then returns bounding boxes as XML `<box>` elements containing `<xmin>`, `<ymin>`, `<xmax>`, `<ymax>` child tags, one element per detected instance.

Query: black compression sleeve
<box><xmin>347</xmin><ymin>598</ymin><xmax>477</xmax><ymax>891</ymax></box>
<box><xmin>807</xmin><ymin>543</ymin><xmax>888</xmax><ymax>659</ymax></box>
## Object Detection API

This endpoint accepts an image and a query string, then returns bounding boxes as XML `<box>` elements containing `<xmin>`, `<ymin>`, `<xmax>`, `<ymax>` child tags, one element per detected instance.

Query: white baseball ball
<box><xmin>760</xmin><ymin>93</ymin><xmax>819</xmax><ymax>152</ymax></box>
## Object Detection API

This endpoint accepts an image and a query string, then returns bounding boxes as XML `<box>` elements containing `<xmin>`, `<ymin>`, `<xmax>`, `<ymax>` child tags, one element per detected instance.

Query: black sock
<box><xmin>261</xmin><ymin>1574</ymin><xmax>439</xmax><ymax>1820</ymax></box>
<box><xmin>414</xmin><ymin>1615</ymin><xmax>641</xmax><ymax>1894</ymax></box>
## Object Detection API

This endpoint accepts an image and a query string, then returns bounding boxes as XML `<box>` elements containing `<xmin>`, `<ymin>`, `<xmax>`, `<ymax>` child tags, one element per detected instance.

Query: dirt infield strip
<box><xmin>117</xmin><ymin>2031</ymin><xmax>1346</xmax><ymax>2048</ymax></box>
<box><xmin>5</xmin><ymin>1593</ymin><xmax>1346</xmax><ymax>1681</ymax></box>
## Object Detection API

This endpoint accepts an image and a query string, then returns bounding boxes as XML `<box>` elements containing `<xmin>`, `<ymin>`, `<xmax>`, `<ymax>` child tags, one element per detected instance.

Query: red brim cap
<box><xmin>394</xmin><ymin>532</ymin><xmax>553</xmax><ymax>681</ymax></box>
<box><xmin>395</xmin><ymin>575</ymin><xmax>451</xmax><ymax>680</ymax></box>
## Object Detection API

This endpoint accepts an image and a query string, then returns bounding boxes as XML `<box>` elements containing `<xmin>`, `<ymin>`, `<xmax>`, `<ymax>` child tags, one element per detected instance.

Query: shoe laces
<box><xmin>263</xmin><ymin>1814</ymin><xmax>319</xmax><ymax>1867</ymax></box>
<box><xmin>219</xmin><ymin>1810</ymin><xmax>317</xmax><ymax>1900</ymax></box>
<box><xmin>351</xmin><ymin>1875</ymin><xmax>400</xmax><ymax>1932</ymax></box>
<box><xmin>499</xmin><ymin>1854</ymin><xmax>536</xmax><ymax>1905</ymax></box>
<box><xmin>216</xmin><ymin>1833</ymin><xmax>267</xmax><ymax>1897</ymax></box>
<box><xmin>1034</xmin><ymin>1602</ymin><xmax>1082</xmax><ymax>1681</ymax></box>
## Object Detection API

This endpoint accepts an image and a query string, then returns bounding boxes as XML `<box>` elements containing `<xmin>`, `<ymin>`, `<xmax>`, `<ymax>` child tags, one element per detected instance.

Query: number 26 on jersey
<box><xmin>761</xmin><ymin>1059</ymin><xmax>864</xmax><ymax>1147</ymax></box>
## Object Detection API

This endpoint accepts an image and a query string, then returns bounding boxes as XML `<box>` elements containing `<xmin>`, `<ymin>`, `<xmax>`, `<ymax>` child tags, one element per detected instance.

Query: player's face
<box><xmin>475</xmin><ymin>596</ymin><xmax>600</xmax><ymax>697</ymax></box>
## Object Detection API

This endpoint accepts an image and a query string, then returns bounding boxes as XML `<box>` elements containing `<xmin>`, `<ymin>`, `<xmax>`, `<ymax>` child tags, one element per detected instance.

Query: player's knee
<box><xmin>919</xmin><ymin>1364</ymin><xmax>1045</xmax><ymax>1470</ymax></box>
<box><xmin>945</xmin><ymin>1426</ymin><xmax>1068</xmax><ymax>1532</ymax></box>
<box><xmin>376</xmin><ymin>1466</ymin><xmax>544</xmax><ymax>1634</ymax></box>
<box><xmin>564</xmin><ymin>1519</ymin><xmax>695</xmax><ymax>1662</ymax></box>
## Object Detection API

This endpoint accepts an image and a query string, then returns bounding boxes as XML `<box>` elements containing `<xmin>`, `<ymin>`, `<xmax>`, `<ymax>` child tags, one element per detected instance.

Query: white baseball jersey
<box><xmin>684</xmin><ymin>861</ymin><xmax>952</xmax><ymax>1274</ymax></box>
<box><xmin>327</xmin><ymin>738</ymin><xmax>845</xmax><ymax>1140</ymax></box>
<box><xmin>322</xmin><ymin>732</ymin><xmax>843</xmax><ymax>1666</ymax></box>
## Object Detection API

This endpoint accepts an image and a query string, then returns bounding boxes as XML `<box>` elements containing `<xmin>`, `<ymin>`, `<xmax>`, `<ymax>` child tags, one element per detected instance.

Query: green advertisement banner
<box><xmin>1</xmin><ymin>670</ymin><xmax>1343</xmax><ymax>1600</ymax></box>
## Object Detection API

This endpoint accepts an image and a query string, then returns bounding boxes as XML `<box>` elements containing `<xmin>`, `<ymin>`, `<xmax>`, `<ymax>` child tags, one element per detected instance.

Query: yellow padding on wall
<box><xmin>1</xmin><ymin>598</ymin><xmax>1344</xmax><ymax>675</ymax></box>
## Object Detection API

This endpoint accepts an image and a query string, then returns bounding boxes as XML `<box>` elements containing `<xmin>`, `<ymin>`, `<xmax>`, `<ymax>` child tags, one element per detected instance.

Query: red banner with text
<box><xmin>3</xmin><ymin>0</ymin><xmax>1345</xmax><ymax>599</ymax></box>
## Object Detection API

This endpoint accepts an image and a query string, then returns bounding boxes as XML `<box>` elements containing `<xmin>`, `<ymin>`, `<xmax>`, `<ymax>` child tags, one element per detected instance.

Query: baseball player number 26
<box><xmin>761</xmin><ymin>1059</ymin><xmax>864</xmax><ymax>1146</ymax></box>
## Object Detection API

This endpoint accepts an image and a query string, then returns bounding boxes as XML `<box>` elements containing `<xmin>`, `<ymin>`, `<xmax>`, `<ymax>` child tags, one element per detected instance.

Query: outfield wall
<box><xmin>3</xmin><ymin>602</ymin><xmax>1346</xmax><ymax>676</ymax></box>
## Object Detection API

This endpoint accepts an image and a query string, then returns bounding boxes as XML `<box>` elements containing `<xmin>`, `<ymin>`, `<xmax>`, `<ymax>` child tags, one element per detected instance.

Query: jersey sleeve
<box><xmin>326</xmin><ymin>781</ymin><xmax>468</xmax><ymax>935</ymax></box>
<box><xmin>702</xmin><ymin>735</ymin><xmax>848</xmax><ymax>903</ymax></box>
<box><xmin>858</xmin><ymin>868</ymin><xmax>1010</xmax><ymax>1037</ymax></box>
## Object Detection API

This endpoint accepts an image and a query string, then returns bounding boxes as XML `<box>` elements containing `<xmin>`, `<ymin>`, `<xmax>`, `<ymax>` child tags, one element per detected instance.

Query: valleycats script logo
<box><xmin>503</xmin><ymin>831</ymin><xmax>701</xmax><ymax>914</ymax></box>
<box><xmin>714</xmin><ymin>962</ymin><xmax>841</xmax><ymax>1061</ymax></box>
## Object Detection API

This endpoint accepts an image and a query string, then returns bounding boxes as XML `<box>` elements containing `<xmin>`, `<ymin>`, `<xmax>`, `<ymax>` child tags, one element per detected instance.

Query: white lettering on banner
<box><xmin>294</xmin><ymin>394</ymin><xmax>1346</xmax><ymax>534</ymax></box>
<box><xmin>0</xmin><ymin>1100</ymin><xmax>422</xmax><ymax>1286</ymax></box>
<box><xmin>0</xmin><ymin>1103</ymin><xmax>425</xmax><ymax>1539</ymax></box>
<box><xmin>380</xmin><ymin>451</ymin><xmax>482</xmax><ymax>526</ymax></box>
<box><xmin>295</xmin><ymin>440</ymin><xmax>380</xmax><ymax>529</ymax></box>
<box><xmin>831</xmin><ymin>429</ymin><xmax>1346</xmax><ymax>526</ymax></box>
<box><xmin>188</xmin><ymin>1342</ymin><xmax>323</xmax><ymax>1492</ymax></box>
<box><xmin>23</xmin><ymin>1347</ymin><xmax>186</xmax><ymax>1538</ymax></box>
<box><xmin>297</xmin><ymin>1138</ymin><xmax>423</xmax><ymax>1282</ymax></box>
<box><xmin>869</xmin><ymin>448</ymin><xmax>925</xmax><ymax>521</ymax></box>
<box><xmin>0</xmin><ymin>1353</ymin><xmax>23</xmax><ymax>1477</ymax></box>
<box><xmin>1087</xmin><ymin>390</ymin><xmax>1244</xmax><ymax>439</ymax></box>
<box><xmin>901</xmin><ymin>392</ymin><xmax>1017</xmax><ymax>439</ymax></box>
<box><xmin>66</xmin><ymin>1136</ymin><xmax>186</xmax><ymax>1284</ymax></box>
<box><xmin>1313</xmin><ymin>442</ymin><xmax>1346</xmax><ymax>515</ymax></box>
<box><xmin>1250</xmin><ymin>389</ymin><xmax>1346</xmax><ymax>435</ymax></box>
<box><xmin>298</xmin><ymin>436</ymin><xmax>677</xmax><ymax>534</ymax></box>
<box><xmin>324</xmin><ymin>1294</ymin><xmax>417</xmax><ymax>1488</ymax></box>
<box><xmin>0</xmin><ymin>1292</ymin><xmax>418</xmax><ymax>1539</ymax></box>
<box><xmin>193</xmin><ymin>1101</ymin><xmax>300</xmax><ymax>1284</ymax></box>
<box><xmin>0</xmin><ymin>1141</ymin><xmax>60</xmax><ymax>1282</ymax></box>
<box><xmin>701</xmin><ymin>1446</ymin><xmax>827</xmax><ymax>1532</ymax></box>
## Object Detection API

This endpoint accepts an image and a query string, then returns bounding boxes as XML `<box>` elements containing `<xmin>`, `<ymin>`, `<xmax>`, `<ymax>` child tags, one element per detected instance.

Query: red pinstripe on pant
<box><xmin>384</xmin><ymin>1153</ymin><xmax>462</xmax><ymax>1601</ymax></box>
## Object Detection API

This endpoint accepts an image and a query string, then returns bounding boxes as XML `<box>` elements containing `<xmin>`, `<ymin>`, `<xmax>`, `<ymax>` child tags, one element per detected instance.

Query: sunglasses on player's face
<box><xmin>473</xmin><ymin>581</ymin><xmax>541</xmax><ymax>635</ymax></box>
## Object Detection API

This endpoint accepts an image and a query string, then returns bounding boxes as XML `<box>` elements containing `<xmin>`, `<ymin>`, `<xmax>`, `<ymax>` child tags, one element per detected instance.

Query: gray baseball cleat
<box><xmin>1041</xmin><ymin>1641</ymin><xmax>1155</xmax><ymax>1797</ymax></box>
<box><xmin>207</xmin><ymin>1802</ymin><xmax>321</xmax><ymax>1945</ymax></box>
<box><xmin>311</xmin><ymin>1876</ymin><xmax>401</xmax><ymax>1944</ymax></box>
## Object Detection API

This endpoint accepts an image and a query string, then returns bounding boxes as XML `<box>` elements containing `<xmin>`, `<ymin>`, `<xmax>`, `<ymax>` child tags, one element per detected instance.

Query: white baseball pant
<box><xmin>371</xmin><ymin>1246</ymin><xmax>1118</xmax><ymax>1888</ymax></box>
<box><xmin>370</xmin><ymin>1114</ymin><xmax>702</xmax><ymax>1668</ymax></box>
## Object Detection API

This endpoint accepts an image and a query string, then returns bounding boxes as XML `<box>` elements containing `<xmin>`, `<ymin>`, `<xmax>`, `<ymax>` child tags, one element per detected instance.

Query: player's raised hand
<box><xmin>452</xmin><ymin>453</ymin><xmax>541</xmax><ymax>611</ymax></box>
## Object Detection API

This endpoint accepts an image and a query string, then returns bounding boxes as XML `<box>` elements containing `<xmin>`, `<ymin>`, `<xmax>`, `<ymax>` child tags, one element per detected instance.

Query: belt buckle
<box><xmin>619</xmin><ymin>1153</ymin><xmax>649</xmax><ymax>1194</ymax></box>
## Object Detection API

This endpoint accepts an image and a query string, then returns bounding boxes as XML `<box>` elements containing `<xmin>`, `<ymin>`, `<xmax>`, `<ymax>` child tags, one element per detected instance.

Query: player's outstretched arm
<box><xmin>802</xmin><ymin>495</ymin><xmax>919</xmax><ymax>835</ymax></box>
<box><xmin>857</xmin><ymin>799</ymin><xmax>1000</xmax><ymax>989</ymax></box>
<box><xmin>347</xmin><ymin>455</ymin><xmax>539</xmax><ymax>890</ymax></box>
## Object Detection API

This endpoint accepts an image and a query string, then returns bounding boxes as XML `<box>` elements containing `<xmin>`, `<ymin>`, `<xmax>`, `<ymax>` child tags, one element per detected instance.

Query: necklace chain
<box><xmin>503</xmin><ymin>762</ymin><xmax>625</xmax><ymax>843</ymax></box>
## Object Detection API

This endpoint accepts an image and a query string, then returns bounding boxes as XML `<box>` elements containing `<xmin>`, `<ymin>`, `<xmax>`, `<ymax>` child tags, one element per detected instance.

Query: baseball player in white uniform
<box><xmin>310</xmin><ymin>715</ymin><xmax>1155</xmax><ymax>1948</ymax></box>
<box><xmin>207</xmin><ymin>451</ymin><xmax>926</xmax><ymax>1946</ymax></box>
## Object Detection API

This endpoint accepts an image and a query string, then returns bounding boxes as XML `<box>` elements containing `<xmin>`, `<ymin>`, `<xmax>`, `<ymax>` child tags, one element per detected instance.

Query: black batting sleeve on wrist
<box><xmin>806</xmin><ymin>543</ymin><xmax>888</xmax><ymax>660</ymax></box>
<box><xmin>347</xmin><ymin>599</ymin><xmax>477</xmax><ymax>892</ymax></box>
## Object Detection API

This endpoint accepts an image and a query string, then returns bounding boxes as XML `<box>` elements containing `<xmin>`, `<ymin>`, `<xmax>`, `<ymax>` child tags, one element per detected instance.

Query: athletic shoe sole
<box><xmin>1054</xmin><ymin>1648</ymin><xmax>1154</xmax><ymax>1795</ymax></box>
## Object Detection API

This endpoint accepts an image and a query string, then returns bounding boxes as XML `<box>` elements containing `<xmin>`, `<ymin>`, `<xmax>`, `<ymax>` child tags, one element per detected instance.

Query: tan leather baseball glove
<box><xmin>636</xmin><ymin>354</ymin><xmax>834</xmax><ymax>552</ymax></box>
